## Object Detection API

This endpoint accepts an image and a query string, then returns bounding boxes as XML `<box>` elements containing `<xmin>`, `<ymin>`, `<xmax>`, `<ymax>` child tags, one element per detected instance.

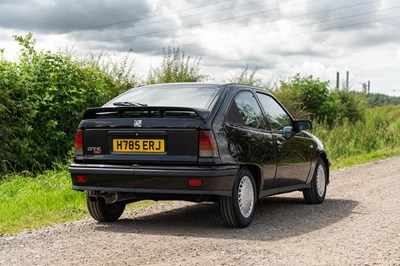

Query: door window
<box><xmin>226</xmin><ymin>91</ymin><xmax>266</xmax><ymax>129</ymax></box>
<box><xmin>257</xmin><ymin>93</ymin><xmax>292</xmax><ymax>131</ymax></box>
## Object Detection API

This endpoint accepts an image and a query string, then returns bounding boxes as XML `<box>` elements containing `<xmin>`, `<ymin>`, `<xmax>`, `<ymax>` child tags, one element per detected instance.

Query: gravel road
<box><xmin>1</xmin><ymin>158</ymin><xmax>400</xmax><ymax>265</ymax></box>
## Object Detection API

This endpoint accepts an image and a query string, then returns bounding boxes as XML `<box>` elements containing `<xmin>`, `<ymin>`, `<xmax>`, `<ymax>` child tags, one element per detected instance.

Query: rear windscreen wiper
<box><xmin>113</xmin><ymin>102</ymin><xmax>147</xmax><ymax>107</ymax></box>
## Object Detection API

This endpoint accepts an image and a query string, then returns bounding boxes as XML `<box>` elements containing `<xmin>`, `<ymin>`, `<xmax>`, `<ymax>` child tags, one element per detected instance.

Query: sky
<box><xmin>1</xmin><ymin>0</ymin><xmax>400</xmax><ymax>95</ymax></box>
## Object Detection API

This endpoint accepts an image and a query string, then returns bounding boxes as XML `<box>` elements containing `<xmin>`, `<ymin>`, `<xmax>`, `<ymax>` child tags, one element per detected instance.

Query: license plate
<box><xmin>112</xmin><ymin>139</ymin><xmax>165</xmax><ymax>153</ymax></box>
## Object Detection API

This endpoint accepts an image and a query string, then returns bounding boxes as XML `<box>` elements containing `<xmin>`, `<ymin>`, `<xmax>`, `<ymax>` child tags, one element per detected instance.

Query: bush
<box><xmin>0</xmin><ymin>34</ymin><xmax>136</xmax><ymax>173</ymax></box>
<box><xmin>274</xmin><ymin>74</ymin><xmax>330</xmax><ymax>120</ymax></box>
<box><xmin>327</xmin><ymin>89</ymin><xmax>366</xmax><ymax>123</ymax></box>
<box><xmin>147</xmin><ymin>47</ymin><xmax>207</xmax><ymax>84</ymax></box>
<box><xmin>0</xmin><ymin>58</ymin><xmax>30</xmax><ymax>173</ymax></box>
<box><xmin>273</xmin><ymin>74</ymin><xmax>366</xmax><ymax>125</ymax></box>
<box><xmin>273</xmin><ymin>77</ymin><xmax>311</xmax><ymax>120</ymax></box>
<box><xmin>228</xmin><ymin>65</ymin><xmax>264</xmax><ymax>87</ymax></box>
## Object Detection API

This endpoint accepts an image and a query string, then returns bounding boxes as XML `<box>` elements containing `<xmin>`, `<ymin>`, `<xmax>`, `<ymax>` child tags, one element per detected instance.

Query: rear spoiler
<box><xmin>83</xmin><ymin>106</ymin><xmax>210</xmax><ymax>120</ymax></box>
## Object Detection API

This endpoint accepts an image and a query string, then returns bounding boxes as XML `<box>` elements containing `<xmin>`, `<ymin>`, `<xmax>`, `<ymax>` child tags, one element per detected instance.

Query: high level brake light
<box><xmin>199</xmin><ymin>130</ymin><xmax>219</xmax><ymax>158</ymax></box>
<box><xmin>74</xmin><ymin>130</ymin><xmax>83</xmax><ymax>156</ymax></box>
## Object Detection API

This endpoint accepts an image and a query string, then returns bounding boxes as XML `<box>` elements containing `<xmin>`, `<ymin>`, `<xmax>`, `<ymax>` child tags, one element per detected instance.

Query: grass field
<box><xmin>1</xmin><ymin>105</ymin><xmax>400</xmax><ymax>235</ymax></box>
<box><xmin>0</xmin><ymin>168</ymin><xmax>156</xmax><ymax>235</ymax></box>
<box><xmin>0</xmin><ymin>168</ymin><xmax>85</xmax><ymax>235</ymax></box>
<box><xmin>313</xmin><ymin>105</ymin><xmax>400</xmax><ymax>168</ymax></box>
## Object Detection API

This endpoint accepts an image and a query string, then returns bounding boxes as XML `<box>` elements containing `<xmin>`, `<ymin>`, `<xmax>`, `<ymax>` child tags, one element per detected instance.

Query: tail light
<box><xmin>199</xmin><ymin>130</ymin><xmax>219</xmax><ymax>158</ymax></box>
<box><xmin>74</xmin><ymin>130</ymin><xmax>83</xmax><ymax>156</ymax></box>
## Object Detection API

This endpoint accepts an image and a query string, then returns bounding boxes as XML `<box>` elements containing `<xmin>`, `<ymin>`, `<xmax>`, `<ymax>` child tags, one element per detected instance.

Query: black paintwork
<box><xmin>70</xmin><ymin>83</ymin><xmax>329</xmax><ymax>202</ymax></box>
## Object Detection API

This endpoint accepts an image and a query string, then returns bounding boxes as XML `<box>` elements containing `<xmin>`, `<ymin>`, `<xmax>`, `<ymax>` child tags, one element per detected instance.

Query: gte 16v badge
<box><xmin>87</xmin><ymin>147</ymin><xmax>102</xmax><ymax>155</ymax></box>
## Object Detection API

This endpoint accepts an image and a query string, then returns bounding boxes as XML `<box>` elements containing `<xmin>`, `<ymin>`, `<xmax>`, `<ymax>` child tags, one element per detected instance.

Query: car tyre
<box><xmin>303</xmin><ymin>158</ymin><xmax>327</xmax><ymax>204</ymax></box>
<box><xmin>219</xmin><ymin>168</ymin><xmax>257</xmax><ymax>228</ymax></box>
<box><xmin>86</xmin><ymin>190</ymin><xmax>126</xmax><ymax>222</ymax></box>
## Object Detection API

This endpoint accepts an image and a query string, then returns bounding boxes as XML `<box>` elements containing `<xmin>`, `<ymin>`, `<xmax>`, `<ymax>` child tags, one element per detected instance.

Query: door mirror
<box><xmin>295</xmin><ymin>120</ymin><xmax>312</xmax><ymax>131</ymax></box>
<box><xmin>282</xmin><ymin>126</ymin><xmax>293</xmax><ymax>138</ymax></box>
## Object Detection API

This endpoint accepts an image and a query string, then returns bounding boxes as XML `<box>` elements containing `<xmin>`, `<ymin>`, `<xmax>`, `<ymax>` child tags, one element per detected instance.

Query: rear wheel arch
<box><xmin>240</xmin><ymin>164</ymin><xmax>261</xmax><ymax>198</ymax></box>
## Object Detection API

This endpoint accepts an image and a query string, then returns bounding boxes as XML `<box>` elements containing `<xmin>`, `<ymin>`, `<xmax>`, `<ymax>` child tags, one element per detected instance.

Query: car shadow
<box><xmin>92</xmin><ymin>194</ymin><xmax>358</xmax><ymax>241</ymax></box>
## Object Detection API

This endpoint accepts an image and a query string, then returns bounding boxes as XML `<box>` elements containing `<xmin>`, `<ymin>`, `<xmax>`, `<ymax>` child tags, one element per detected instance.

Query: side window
<box><xmin>226</xmin><ymin>91</ymin><xmax>266</xmax><ymax>129</ymax></box>
<box><xmin>257</xmin><ymin>93</ymin><xmax>292</xmax><ymax>131</ymax></box>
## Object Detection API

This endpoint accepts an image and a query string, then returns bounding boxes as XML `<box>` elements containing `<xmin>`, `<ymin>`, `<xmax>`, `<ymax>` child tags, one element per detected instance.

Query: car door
<box><xmin>256</xmin><ymin>93</ymin><xmax>312</xmax><ymax>188</ymax></box>
<box><xmin>222</xmin><ymin>90</ymin><xmax>277</xmax><ymax>190</ymax></box>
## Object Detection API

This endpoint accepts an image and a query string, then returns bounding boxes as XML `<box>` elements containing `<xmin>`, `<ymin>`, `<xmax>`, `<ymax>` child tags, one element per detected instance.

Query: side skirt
<box><xmin>259</xmin><ymin>183</ymin><xmax>311</xmax><ymax>199</ymax></box>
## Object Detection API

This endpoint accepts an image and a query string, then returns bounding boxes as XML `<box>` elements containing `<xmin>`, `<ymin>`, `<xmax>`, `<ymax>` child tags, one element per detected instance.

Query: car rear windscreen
<box><xmin>104</xmin><ymin>84</ymin><xmax>220</xmax><ymax>110</ymax></box>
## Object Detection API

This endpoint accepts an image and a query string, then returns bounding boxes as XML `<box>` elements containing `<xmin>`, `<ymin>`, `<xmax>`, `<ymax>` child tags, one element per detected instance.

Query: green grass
<box><xmin>330</xmin><ymin>147</ymin><xmax>400</xmax><ymax>169</ymax></box>
<box><xmin>0</xmin><ymin>169</ymin><xmax>156</xmax><ymax>235</ymax></box>
<box><xmin>313</xmin><ymin>105</ymin><xmax>400</xmax><ymax>169</ymax></box>
<box><xmin>0</xmin><ymin>169</ymin><xmax>86</xmax><ymax>235</ymax></box>
<box><xmin>1</xmin><ymin>106</ymin><xmax>400</xmax><ymax>236</ymax></box>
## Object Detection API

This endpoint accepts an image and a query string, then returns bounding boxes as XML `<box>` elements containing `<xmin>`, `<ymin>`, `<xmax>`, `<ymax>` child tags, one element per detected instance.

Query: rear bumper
<box><xmin>69</xmin><ymin>163</ymin><xmax>239</xmax><ymax>197</ymax></box>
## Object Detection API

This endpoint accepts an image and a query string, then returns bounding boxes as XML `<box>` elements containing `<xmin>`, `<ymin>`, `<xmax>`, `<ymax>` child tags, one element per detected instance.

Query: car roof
<box><xmin>137</xmin><ymin>82</ymin><xmax>272</xmax><ymax>94</ymax></box>
<box><xmin>138</xmin><ymin>82</ymin><xmax>225</xmax><ymax>88</ymax></box>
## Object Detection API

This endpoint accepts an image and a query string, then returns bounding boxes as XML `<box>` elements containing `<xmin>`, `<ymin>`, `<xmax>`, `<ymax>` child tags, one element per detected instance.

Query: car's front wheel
<box><xmin>86</xmin><ymin>190</ymin><xmax>126</xmax><ymax>222</ymax></box>
<box><xmin>219</xmin><ymin>168</ymin><xmax>257</xmax><ymax>228</ymax></box>
<box><xmin>303</xmin><ymin>158</ymin><xmax>327</xmax><ymax>204</ymax></box>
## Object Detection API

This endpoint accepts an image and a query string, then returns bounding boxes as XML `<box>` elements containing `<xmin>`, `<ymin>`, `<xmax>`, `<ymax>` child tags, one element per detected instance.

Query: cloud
<box><xmin>0</xmin><ymin>0</ymin><xmax>151</xmax><ymax>33</ymax></box>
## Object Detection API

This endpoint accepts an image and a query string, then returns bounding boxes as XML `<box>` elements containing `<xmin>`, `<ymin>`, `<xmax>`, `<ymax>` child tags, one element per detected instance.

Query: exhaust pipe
<box><xmin>88</xmin><ymin>191</ymin><xmax>139</xmax><ymax>204</ymax></box>
<box><xmin>88</xmin><ymin>191</ymin><xmax>118</xmax><ymax>204</ymax></box>
<box><xmin>102</xmin><ymin>191</ymin><xmax>119</xmax><ymax>204</ymax></box>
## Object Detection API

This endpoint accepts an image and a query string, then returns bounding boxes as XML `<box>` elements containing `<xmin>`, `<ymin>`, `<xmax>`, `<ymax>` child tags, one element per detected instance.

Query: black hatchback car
<box><xmin>69</xmin><ymin>83</ymin><xmax>329</xmax><ymax>228</ymax></box>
